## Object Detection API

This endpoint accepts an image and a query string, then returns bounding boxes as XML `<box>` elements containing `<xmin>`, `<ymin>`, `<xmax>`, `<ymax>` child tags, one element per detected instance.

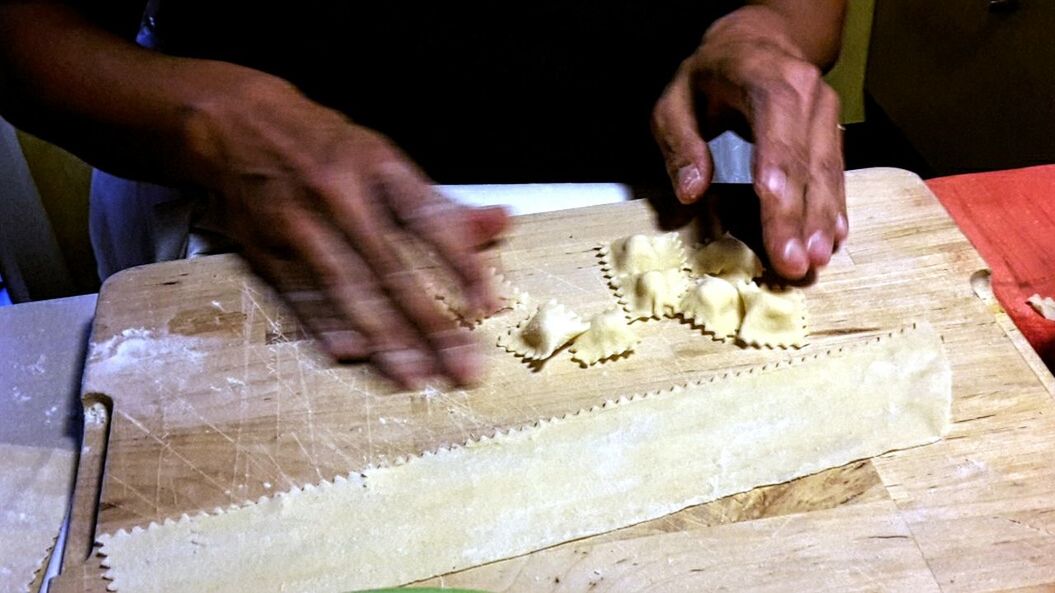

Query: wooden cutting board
<box><xmin>55</xmin><ymin>168</ymin><xmax>1055</xmax><ymax>593</ymax></box>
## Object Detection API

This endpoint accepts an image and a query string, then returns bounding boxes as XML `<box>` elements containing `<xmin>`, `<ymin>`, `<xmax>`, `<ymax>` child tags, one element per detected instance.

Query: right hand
<box><xmin>651</xmin><ymin>6</ymin><xmax>847</xmax><ymax>279</ymax></box>
<box><xmin>180</xmin><ymin>67</ymin><xmax>509</xmax><ymax>389</ymax></box>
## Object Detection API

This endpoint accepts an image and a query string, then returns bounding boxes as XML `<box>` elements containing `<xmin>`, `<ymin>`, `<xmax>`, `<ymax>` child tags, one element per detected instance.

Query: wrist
<box><xmin>700</xmin><ymin>6</ymin><xmax>808</xmax><ymax>63</ymax></box>
<box><xmin>171</xmin><ymin>61</ymin><xmax>303</xmax><ymax>189</ymax></box>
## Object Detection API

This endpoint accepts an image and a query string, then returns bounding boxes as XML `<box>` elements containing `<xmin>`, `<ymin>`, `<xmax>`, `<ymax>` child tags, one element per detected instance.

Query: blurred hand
<box><xmin>183</xmin><ymin>71</ymin><xmax>509</xmax><ymax>388</ymax></box>
<box><xmin>652</xmin><ymin>6</ymin><xmax>847</xmax><ymax>279</ymax></box>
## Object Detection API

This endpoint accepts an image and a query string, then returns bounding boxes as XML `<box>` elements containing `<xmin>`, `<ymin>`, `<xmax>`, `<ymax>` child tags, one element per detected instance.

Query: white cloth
<box><xmin>89</xmin><ymin>171</ymin><xmax>234</xmax><ymax>280</ymax></box>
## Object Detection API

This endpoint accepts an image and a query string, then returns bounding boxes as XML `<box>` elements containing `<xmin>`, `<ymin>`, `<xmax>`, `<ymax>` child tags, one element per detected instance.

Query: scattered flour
<box><xmin>26</xmin><ymin>354</ymin><xmax>46</xmax><ymax>375</ymax></box>
<box><xmin>88</xmin><ymin>328</ymin><xmax>206</xmax><ymax>377</ymax></box>
<box><xmin>9</xmin><ymin>387</ymin><xmax>30</xmax><ymax>403</ymax></box>
<box><xmin>954</xmin><ymin>457</ymin><xmax>989</xmax><ymax>479</ymax></box>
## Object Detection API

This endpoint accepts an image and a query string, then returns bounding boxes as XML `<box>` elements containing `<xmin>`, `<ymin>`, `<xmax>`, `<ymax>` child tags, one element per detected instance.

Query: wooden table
<box><xmin>54</xmin><ymin>168</ymin><xmax>1055</xmax><ymax>593</ymax></box>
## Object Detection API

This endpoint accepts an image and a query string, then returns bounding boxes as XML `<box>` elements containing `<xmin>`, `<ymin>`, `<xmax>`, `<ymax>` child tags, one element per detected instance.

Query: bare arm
<box><xmin>0</xmin><ymin>1</ymin><xmax>509</xmax><ymax>388</ymax></box>
<box><xmin>0</xmin><ymin>2</ymin><xmax>233</xmax><ymax>184</ymax></box>
<box><xmin>749</xmin><ymin>0</ymin><xmax>847</xmax><ymax>69</ymax></box>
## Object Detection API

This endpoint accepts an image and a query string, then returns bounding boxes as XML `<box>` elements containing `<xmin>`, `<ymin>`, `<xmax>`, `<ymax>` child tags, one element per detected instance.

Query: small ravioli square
<box><xmin>621</xmin><ymin>268</ymin><xmax>690</xmax><ymax>320</ymax></box>
<box><xmin>498</xmin><ymin>300</ymin><xmax>589</xmax><ymax>361</ymax></box>
<box><xmin>600</xmin><ymin>232</ymin><xmax>687</xmax><ymax>289</ymax></box>
<box><xmin>679</xmin><ymin>275</ymin><xmax>743</xmax><ymax>339</ymax></box>
<box><xmin>690</xmin><ymin>233</ymin><xmax>763</xmax><ymax>284</ymax></box>
<box><xmin>570</xmin><ymin>309</ymin><xmax>639</xmax><ymax>366</ymax></box>
<box><xmin>737</xmin><ymin>283</ymin><xmax>808</xmax><ymax>348</ymax></box>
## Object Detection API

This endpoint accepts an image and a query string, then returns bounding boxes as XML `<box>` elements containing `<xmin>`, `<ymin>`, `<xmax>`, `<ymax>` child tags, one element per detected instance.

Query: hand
<box><xmin>181</xmin><ymin>69</ymin><xmax>509</xmax><ymax>388</ymax></box>
<box><xmin>652</xmin><ymin>6</ymin><xmax>847</xmax><ymax>279</ymax></box>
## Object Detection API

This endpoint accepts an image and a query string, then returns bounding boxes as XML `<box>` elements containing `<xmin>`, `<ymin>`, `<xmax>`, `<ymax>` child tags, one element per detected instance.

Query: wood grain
<box><xmin>56</xmin><ymin>168</ymin><xmax>1055</xmax><ymax>592</ymax></box>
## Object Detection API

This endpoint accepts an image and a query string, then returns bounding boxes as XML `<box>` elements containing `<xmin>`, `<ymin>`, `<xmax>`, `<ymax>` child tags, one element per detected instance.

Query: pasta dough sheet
<box><xmin>98</xmin><ymin>322</ymin><xmax>952</xmax><ymax>593</ymax></box>
<box><xmin>0</xmin><ymin>444</ymin><xmax>76</xmax><ymax>593</ymax></box>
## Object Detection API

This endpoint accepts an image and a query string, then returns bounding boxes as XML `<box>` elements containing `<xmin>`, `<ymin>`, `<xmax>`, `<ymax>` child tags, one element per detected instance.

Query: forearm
<box><xmin>0</xmin><ymin>2</ymin><xmax>282</xmax><ymax>186</ymax></box>
<box><xmin>725</xmin><ymin>1</ymin><xmax>847</xmax><ymax>69</ymax></box>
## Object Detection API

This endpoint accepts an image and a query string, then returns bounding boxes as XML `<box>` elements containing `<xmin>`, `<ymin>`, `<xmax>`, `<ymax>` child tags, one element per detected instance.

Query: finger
<box><xmin>377</xmin><ymin>162</ymin><xmax>501</xmax><ymax>314</ymax></box>
<box><xmin>802</xmin><ymin>84</ymin><xmax>845</xmax><ymax>268</ymax></box>
<box><xmin>244</xmin><ymin>246</ymin><xmax>372</xmax><ymax>359</ymax></box>
<box><xmin>316</xmin><ymin>173</ymin><xmax>485</xmax><ymax>385</ymax></box>
<box><xmin>464</xmin><ymin>205</ymin><xmax>511</xmax><ymax>248</ymax></box>
<box><xmin>748</xmin><ymin>61</ymin><xmax>822</xmax><ymax>279</ymax></box>
<box><xmin>280</xmin><ymin>207</ymin><xmax>444</xmax><ymax>388</ymax></box>
<box><xmin>833</xmin><ymin>124</ymin><xmax>850</xmax><ymax>246</ymax></box>
<box><xmin>284</xmin><ymin>293</ymin><xmax>372</xmax><ymax>359</ymax></box>
<box><xmin>651</xmin><ymin>64</ymin><xmax>715</xmax><ymax>204</ymax></box>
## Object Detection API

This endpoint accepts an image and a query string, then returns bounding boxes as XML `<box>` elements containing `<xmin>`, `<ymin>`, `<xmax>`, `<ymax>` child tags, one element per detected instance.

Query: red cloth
<box><xmin>927</xmin><ymin>165</ymin><xmax>1055</xmax><ymax>371</ymax></box>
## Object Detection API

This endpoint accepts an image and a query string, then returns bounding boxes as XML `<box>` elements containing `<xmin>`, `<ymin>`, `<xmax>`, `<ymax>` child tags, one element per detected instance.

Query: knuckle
<box><xmin>762</xmin><ymin>141</ymin><xmax>809</xmax><ymax>179</ymax></box>
<box><xmin>753</xmin><ymin>79</ymin><xmax>797</xmax><ymax>109</ymax></box>
<box><xmin>757</xmin><ymin>61</ymin><xmax>820</xmax><ymax>109</ymax></box>
<box><xmin>301</xmin><ymin>167</ymin><xmax>351</xmax><ymax>200</ymax></box>
<box><xmin>782</xmin><ymin>60</ymin><xmax>822</xmax><ymax>92</ymax></box>
<box><xmin>807</xmin><ymin>196</ymin><xmax>840</xmax><ymax>225</ymax></box>
<box><xmin>819</xmin><ymin>84</ymin><xmax>841</xmax><ymax>110</ymax></box>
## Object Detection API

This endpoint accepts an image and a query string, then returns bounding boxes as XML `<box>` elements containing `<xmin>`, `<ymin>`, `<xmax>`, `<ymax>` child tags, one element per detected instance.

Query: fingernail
<box><xmin>806</xmin><ymin>230</ymin><xmax>832</xmax><ymax>266</ymax></box>
<box><xmin>676</xmin><ymin>165</ymin><xmax>702</xmax><ymax>203</ymax></box>
<box><xmin>835</xmin><ymin>213</ymin><xmax>849</xmax><ymax>241</ymax></box>
<box><xmin>782</xmin><ymin>238</ymin><xmax>808</xmax><ymax>276</ymax></box>
<box><xmin>762</xmin><ymin>167</ymin><xmax>788</xmax><ymax>200</ymax></box>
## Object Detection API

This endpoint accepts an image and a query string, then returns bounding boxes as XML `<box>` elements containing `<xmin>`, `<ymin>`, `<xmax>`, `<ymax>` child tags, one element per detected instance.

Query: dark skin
<box><xmin>0</xmin><ymin>0</ymin><xmax>846</xmax><ymax>388</ymax></box>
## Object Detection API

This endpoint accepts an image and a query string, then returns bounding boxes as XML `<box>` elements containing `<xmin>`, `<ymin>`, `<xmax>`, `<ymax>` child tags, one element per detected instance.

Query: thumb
<box><xmin>652</xmin><ymin>69</ymin><xmax>715</xmax><ymax>204</ymax></box>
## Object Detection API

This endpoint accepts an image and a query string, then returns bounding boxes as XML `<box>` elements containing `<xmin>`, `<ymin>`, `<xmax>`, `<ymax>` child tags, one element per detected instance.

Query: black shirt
<box><xmin>141</xmin><ymin>2</ymin><xmax>741</xmax><ymax>184</ymax></box>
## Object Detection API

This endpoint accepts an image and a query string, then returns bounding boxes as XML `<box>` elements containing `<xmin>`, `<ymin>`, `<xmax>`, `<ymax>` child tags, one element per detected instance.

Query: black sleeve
<box><xmin>66</xmin><ymin>0</ymin><xmax>147</xmax><ymax>39</ymax></box>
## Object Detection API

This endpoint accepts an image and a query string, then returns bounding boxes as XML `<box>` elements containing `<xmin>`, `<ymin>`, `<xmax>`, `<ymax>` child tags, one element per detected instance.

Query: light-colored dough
<box><xmin>690</xmin><ymin>233</ymin><xmax>764</xmax><ymax>284</ymax></box>
<box><xmin>679</xmin><ymin>275</ymin><xmax>743</xmax><ymax>339</ymax></box>
<box><xmin>98</xmin><ymin>323</ymin><xmax>951</xmax><ymax>593</ymax></box>
<box><xmin>1027</xmin><ymin>293</ymin><xmax>1055</xmax><ymax>320</ymax></box>
<box><xmin>569</xmin><ymin>309</ymin><xmax>639</xmax><ymax>365</ymax></box>
<box><xmin>436</xmin><ymin>268</ymin><xmax>525</xmax><ymax>326</ymax></box>
<box><xmin>498</xmin><ymin>300</ymin><xmax>588</xmax><ymax>360</ymax></box>
<box><xmin>599</xmin><ymin>233</ymin><xmax>686</xmax><ymax>292</ymax></box>
<box><xmin>0</xmin><ymin>444</ymin><xmax>76</xmax><ymax>593</ymax></box>
<box><xmin>622</xmin><ymin>268</ymin><xmax>690</xmax><ymax>320</ymax></box>
<box><xmin>738</xmin><ymin>283</ymin><xmax>808</xmax><ymax>348</ymax></box>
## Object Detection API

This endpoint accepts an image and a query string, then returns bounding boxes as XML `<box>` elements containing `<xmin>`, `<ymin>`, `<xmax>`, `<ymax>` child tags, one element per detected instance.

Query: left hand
<box><xmin>651</xmin><ymin>6</ymin><xmax>847</xmax><ymax>279</ymax></box>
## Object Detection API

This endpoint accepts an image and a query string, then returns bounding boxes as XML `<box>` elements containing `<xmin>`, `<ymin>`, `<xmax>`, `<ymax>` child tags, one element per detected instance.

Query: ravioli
<box><xmin>678</xmin><ymin>275</ymin><xmax>743</xmax><ymax>339</ymax></box>
<box><xmin>569</xmin><ymin>309</ymin><xmax>639</xmax><ymax>366</ymax></box>
<box><xmin>690</xmin><ymin>233</ymin><xmax>763</xmax><ymax>284</ymax></box>
<box><xmin>498</xmin><ymin>300</ymin><xmax>589</xmax><ymax>361</ymax></box>
<box><xmin>737</xmin><ymin>283</ymin><xmax>808</xmax><ymax>348</ymax></box>
<box><xmin>622</xmin><ymin>268</ymin><xmax>690</xmax><ymax>320</ymax></box>
<box><xmin>437</xmin><ymin>268</ymin><xmax>524</xmax><ymax>326</ymax></box>
<box><xmin>600</xmin><ymin>232</ymin><xmax>687</xmax><ymax>289</ymax></box>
